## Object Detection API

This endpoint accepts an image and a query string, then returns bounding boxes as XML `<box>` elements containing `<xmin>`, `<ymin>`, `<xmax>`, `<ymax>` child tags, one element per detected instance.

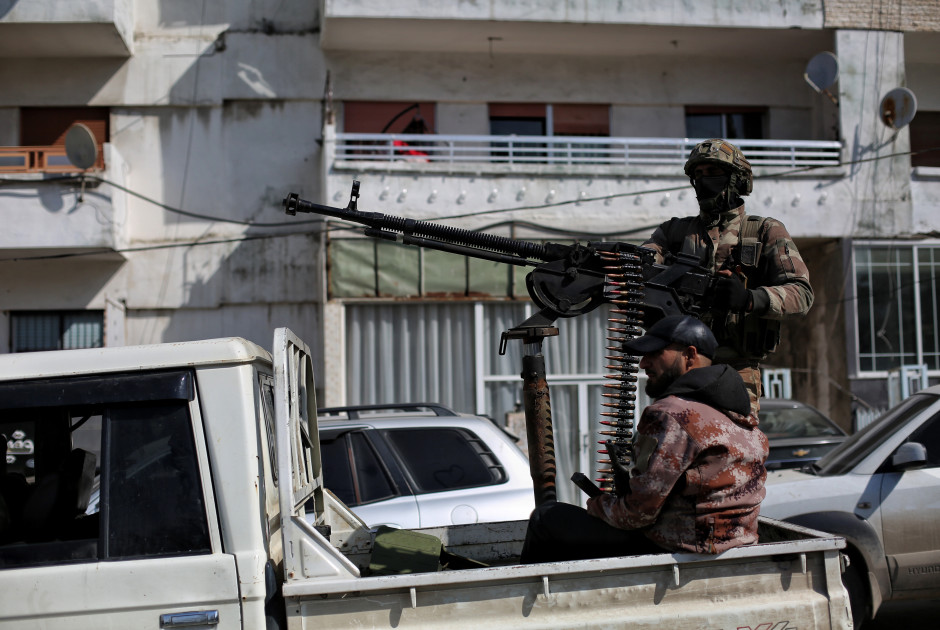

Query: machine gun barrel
<box><xmin>284</xmin><ymin>182</ymin><xmax>548</xmax><ymax>264</ymax></box>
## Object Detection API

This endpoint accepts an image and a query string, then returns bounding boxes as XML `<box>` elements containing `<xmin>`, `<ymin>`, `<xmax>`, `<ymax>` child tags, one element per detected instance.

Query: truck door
<box><xmin>0</xmin><ymin>371</ymin><xmax>242</xmax><ymax>630</ymax></box>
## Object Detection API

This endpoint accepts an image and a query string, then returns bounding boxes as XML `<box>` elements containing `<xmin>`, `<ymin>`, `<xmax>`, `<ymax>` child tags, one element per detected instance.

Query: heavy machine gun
<box><xmin>284</xmin><ymin>181</ymin><xmax>718</xmax><ymax>504</ymax></box>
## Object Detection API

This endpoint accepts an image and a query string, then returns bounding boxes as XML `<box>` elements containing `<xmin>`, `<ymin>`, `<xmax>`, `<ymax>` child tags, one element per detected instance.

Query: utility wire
<box><xmin>0</xmin><ymin>231</ymin><xmax>321</xmax><ymax>263</ymax></box>
<box><xmin>2</xmin><ymin>144</ymin><xmax>939</xmax><ymax>263</ymax></box>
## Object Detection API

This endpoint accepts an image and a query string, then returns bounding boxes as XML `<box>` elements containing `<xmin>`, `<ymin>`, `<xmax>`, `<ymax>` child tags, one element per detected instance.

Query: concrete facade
<box><xmin>1</xmin><ymin>0</ymin><xmax>939</xmax><ymax>428</ymax></box>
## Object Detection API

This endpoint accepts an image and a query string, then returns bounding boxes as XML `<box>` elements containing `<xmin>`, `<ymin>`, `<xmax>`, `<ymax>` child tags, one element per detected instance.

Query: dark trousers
<box><xmin>520</xmin><ymin>500</ymin><xmax>668</xmax><ymax>564</ymax></box>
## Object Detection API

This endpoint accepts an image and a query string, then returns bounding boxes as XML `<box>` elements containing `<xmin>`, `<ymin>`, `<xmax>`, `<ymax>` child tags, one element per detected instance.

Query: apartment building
<box><xmin>2</xmin><ymin>1</ymin><xmax>938</xmax><ymax>498</ymax></box>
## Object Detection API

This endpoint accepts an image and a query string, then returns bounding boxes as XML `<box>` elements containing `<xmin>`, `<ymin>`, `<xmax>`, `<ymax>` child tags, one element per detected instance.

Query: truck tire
<box><xmin>843</xmin><ymin>552</ymin><xmax>872</xmax><ymax>629</ymax></box>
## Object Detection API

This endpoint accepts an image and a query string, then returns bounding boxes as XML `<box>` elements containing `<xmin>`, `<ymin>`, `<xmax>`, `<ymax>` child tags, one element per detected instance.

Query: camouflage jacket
<box><xmin>587</xmin><ymin>364</ymin><xmax>768</xmax><ymax>553</ymax></box>
<box><xmin>642</xmin><ymin>204</ymin><xmax>813</xmax><ymax>363</ymax></box>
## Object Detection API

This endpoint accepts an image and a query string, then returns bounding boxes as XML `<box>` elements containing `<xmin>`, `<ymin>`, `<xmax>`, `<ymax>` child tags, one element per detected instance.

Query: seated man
<box><xmin>521</xmin><ymin>315</ymin><xmax>769</xmax><ymax>563</ymax></box>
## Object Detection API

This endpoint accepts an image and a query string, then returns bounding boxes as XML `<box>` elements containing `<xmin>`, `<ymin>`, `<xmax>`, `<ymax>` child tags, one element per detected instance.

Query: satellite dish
<box><xmin>880</xmin><ymin>87</ymin><xmax>918</xmax><ymax>129</ymax></box>
<box><xmin>64</xmin><ymin>123</ymin><xmax>99</xmax><ymax>170</ymax></box>
<box><xmin>805</xmin><ymin>52</ymin><xmax>839</xmax><ymax>91</ymax></box>
<box><xmin>804</xmin><ymin>52</ymin><xmax>839</xmax><ymax>105</ymax></box>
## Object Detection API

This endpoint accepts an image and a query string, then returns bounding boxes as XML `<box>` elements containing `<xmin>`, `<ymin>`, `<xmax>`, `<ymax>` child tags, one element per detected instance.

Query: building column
<box><xmin>836</xmin><ymin>29</ymin><xmax>913</xmax><ymax>237</ymax></box>
<box><xmin>322</xmin><ymin>300</ymin><xmax>346</xmax><ymax>407</ymax></box>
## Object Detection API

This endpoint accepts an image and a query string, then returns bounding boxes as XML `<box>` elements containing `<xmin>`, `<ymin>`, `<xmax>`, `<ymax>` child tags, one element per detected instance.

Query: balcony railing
<box><xmin>335</xmin><ymin>134</ymin><xmax>842</xmax><ymax>168</ymax></box>
<box><xmin>0</xmin><ymin>146</ymin><xmax>104</xmax><ymax>174</ymax></box>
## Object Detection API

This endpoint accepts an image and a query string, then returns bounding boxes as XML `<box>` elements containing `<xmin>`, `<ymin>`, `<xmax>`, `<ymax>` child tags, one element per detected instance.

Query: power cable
<box><xmin>2</xmin><ymin>143</ymin><xmax>938</xmax><ymax>262</ymax></box>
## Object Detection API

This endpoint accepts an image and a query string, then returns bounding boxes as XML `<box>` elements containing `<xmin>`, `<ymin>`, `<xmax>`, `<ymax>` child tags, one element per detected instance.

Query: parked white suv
<box><xmin>310</xmin><ymin>403</ymin><xmax>535</xmax><ymax>529</ymax></box>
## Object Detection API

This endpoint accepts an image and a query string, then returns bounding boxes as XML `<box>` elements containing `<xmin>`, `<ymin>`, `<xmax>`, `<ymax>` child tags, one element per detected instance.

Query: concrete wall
<box><xmin>825</xmin><ymin>0</ymin><xmax>940</xmax><ymax>31</ymax></box>
<box><xmin>834</xmin><ymin>30</ymin><xmax>913</xmax><ymax>239</ymax></box>
<box><xmin>323</xmin><ymin>0</ymin><xmax>825</xmax><ymax>29</ymax></box>
<box><xmin>0</xmin><ymin>0</ymin><xmax>326</xmax><ymax>359</ymax></box>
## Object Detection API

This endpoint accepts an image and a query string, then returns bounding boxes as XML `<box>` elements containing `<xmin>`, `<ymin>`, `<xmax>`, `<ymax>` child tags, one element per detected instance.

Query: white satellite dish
<box><xmin>64</xmin><ymin>123</ymin><xmax>99</xmax><ymax>170</ymax></box>
<box><xmin>880</xmin><ymin>87</ymin><xmax>918</xmax><ymax>129</ymax></box>
<box><xmin>804</xmin><ymin>52</ymin><xmax>839</xmax><ymax>105</ymax></box>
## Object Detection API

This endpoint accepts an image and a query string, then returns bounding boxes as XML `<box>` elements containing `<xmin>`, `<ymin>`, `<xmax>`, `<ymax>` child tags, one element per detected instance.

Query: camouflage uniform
<box><xmin>588</xmin><ymin>364</ymin><xmax>768</xmax><ymax>554</ymax></box>
<box><xmin>642</xmin><ymin>204</ymin><xmax>814</xmax><ymax>415</ymax></box>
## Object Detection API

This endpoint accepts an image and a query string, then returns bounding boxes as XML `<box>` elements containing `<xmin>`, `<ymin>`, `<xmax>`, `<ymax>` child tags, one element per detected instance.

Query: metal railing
<box><xmin>335</xmin><ymin>134</ymin><xmax>843</xmax><ymax>168</ymax></box>
<box><xmin>0</xmin><ymin>145</ymin><xmax>104</xmax><ymax>173</ymax></box>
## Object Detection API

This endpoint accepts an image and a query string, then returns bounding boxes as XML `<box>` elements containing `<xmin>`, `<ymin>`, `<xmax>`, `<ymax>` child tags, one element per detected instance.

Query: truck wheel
<box><xmin>843</xmin><ymin>553</ymin><xmax>872</xmax><ymax>629</ymax></box>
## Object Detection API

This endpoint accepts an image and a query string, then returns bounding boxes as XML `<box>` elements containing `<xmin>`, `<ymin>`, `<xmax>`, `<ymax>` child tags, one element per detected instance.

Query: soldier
<box><xmin>642</xmin><ymin>139</ymin><xmax>814</xmax><ymax>417</ymax></box>
<box><xmin>520</xmin><ymin>315</ymin><xmax>768</xmax><ymax>562</ymax></box>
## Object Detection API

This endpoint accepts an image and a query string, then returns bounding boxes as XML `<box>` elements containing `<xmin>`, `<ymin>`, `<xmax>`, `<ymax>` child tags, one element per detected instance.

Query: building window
<box><xmin>854</xmin><ymin>244</ymin><xmax>940</xmax><ymax>373</ymax></box>
<box><xmin>11</xmin><ymin>311</ymin><xmax>104</xmax><ymax>352</ymax></box>
<box><xmin>8</xmin><ymin>107</ymin><xmax>110</xmax><ymax>172</ymax></box>
<box><xmin>552</xmin><ymin>104</ymin><xmax>610</xmax><ymax>137</ymax></box>
<box><xmin>489</xmin><ymin>103</ymin><xmax>547</xmax><ymax>136</ymax></box>
<box><xmin>488</xmin><ymin>104</ymin><xmax>610</xmax><ymax>163</ymax></box>
<box><xmin>910</xmin><ymin>111</ymin><xmax>940</xmax><ymax>168</ymax></box>
<box><xmin>685</xmin><ymin>106</ymin><xmax>766</xmax><ymax>139</ymax></box>
<box><xmin>488</xmin><ymin>103</ymin><xmax>610</xmax><ymax>137</ymax></box>
<box><xmin>343</xmin><ymin>101</ymin><xmax>435</xmax><ymax>134</ymax></box>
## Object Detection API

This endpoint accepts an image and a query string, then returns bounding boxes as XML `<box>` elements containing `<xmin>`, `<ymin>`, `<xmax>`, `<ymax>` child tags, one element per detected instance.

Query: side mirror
<box><xmin>891</xmin><ymin>442</ymin><xmax>928</xmax><ymax>471</ymax></box>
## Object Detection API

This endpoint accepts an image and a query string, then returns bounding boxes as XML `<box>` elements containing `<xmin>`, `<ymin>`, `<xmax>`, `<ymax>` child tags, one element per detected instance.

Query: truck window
<box><xmin>107</xmin><ymin>403</ymin><xmax>211</xmax><ymax>558</ymax></box>
<box><xmin>0</xmin><ymin>377</ymin><xmax>210</xmax><ymax>568</ymax></box>
<box><xmin>384</xmin><ymin>428</ymin><xmax>507</xmax><ymax>492</ymax></box>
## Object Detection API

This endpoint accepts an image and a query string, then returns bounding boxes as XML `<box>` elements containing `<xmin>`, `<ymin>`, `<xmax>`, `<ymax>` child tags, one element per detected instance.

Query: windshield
<box><xmin>814</xmin><ymin>393</ymin><xmax>939</xmax><ymax>475</ymax></box>
<box><xmin>759</xmin><ymin>404</ymin><xmax>843</xmax><ymax>439</ymax></box>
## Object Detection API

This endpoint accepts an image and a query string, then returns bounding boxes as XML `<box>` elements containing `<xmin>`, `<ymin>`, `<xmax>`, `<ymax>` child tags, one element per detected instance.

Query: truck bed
<box><xmin>284</xmin><ymin>517</ymin><xmax>850</xmax><ymax>629</ymax></box>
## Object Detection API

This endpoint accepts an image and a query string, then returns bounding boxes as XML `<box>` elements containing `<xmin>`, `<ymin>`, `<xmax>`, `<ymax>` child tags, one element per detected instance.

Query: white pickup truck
<box><xmin>0</xmin><ymin>329</ymin><xmax>851</xmax><ymax>629</ymax></box>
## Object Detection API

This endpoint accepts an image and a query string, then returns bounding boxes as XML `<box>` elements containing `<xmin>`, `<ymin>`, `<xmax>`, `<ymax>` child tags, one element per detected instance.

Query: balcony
<box><xmin>324</xmin><ymin>131</ymin><xmax>847</xmax><ymax>239</ymax></box>
<box><xmin>0</xmin><ymin>144</ymin><xmax>127</xmax><ymax>256</ymax></box>
<box><xmin>335</xmin><ymin>134</ymin><xmax>841</xmax><ymax>171</ymax></box>
<box><xmin>0</xmin><ymin>0</ymin><xmax>133</xmax><ymax>58</ymax></box>
<box><xmin>0</xmin><ymin>146</ymin><xmax>106</xmax><ymax>174</ymax></box>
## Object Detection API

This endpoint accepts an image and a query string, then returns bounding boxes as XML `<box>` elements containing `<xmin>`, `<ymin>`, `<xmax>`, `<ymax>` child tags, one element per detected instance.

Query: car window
<box><xmin>320</xmin><ymin>432</ymin><xmax>357</xmax><ymax>505</ymax></box>
<box><xmin>904</xmin><ymin>411</ymin><xmax>940</xmax><ymax>468</ymax></box>
<box><xmin>351</xmin><ymin>432</ymin><xmax>397</xmax><ymax>503</ymax></box>
<box><xmin>320</xmin><ymin>430</ymin><xmax>397</xmax><ymax>507</ymax></box>
<box><xmin>385</xmin><ymin>428</ymin><xmax>506</xmax><ymax>492</ymax></box>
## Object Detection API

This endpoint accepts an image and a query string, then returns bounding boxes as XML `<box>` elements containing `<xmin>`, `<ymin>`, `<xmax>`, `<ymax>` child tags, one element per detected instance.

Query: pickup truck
<box><xmin>0</xmin><ymin>329</ymin><xmax>851</xmax><ymax>629</ymax></box>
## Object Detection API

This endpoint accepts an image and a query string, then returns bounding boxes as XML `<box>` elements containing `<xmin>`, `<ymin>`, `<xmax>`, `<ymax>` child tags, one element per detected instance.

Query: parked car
<box><xmin>759</xmin><ymin>398</ymin><xmax>848</xmax><ymax>470</ymax></box>
<box><xmin>311</xmin><ymin>403</ymin><xmax>535</xmax><ymax>529</ymax></box>
<box><xmin>760</xmin><ymin>384</ymin><xmax>940</xmax><ymax>628</ymax></box>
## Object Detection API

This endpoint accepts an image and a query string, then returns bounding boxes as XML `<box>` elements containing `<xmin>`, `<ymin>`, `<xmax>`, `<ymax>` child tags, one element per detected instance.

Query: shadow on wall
<box><xmin>125</xmin><ymin>2</ymin><xmax>325</xmax><ymax>361</ymax></box>
<box><xmin>133</xmin><ymin>232</ymin><xmax>325</xmax><ymax>373</ymax></box>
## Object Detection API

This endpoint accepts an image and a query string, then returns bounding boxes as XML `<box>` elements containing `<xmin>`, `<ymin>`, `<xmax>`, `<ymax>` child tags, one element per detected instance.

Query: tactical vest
<box><xmin>663</xmin><ymin>214</ymin><xmax>780</xmax><ymax>362</ymax></box>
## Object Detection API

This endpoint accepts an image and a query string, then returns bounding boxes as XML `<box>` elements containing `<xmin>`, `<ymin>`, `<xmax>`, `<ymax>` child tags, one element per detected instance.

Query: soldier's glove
<box><xmin>605</xmin><ymin>440</ymin><xmax>632</xmax><ymax>497</ymax></box>
<box><xmin>715</xmin><ymin>273</ymin><xmax>752</xmax><ymax>313</ymax></box>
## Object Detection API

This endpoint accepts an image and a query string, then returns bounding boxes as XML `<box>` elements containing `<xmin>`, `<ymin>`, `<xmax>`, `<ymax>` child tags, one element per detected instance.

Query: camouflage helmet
<box><xmin>683</xmin><ymin>139</ymin><xmax>753</xmax><ymax>196</ymax></box>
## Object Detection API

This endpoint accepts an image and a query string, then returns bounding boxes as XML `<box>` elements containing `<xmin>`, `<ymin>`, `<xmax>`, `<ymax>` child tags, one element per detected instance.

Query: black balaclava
<box><xmin>692</xmin><ymin>168</ymin><xmax>741</xmax><ymax>215</ymax></box>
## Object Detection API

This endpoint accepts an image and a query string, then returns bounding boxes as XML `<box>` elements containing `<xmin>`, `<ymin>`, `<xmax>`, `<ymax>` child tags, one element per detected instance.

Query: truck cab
<box><xmin>0</xmin><ymin>335</ymin><xmax>295</xmax><ymax>628</ymax></box>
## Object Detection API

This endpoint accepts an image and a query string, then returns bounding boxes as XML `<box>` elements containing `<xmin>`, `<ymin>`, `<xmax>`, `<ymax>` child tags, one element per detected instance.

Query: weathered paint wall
<box><xmin>825</xmin><ymin>0</ymin><xmax>940</xmax><ymax>31</ymax></box>
<box><xmin>0</xmin><ymin>1</ymin><xmax>326</xmax><ymax>358</ymax></box>
<box><xmin>835</xmin><ymin>30</ymin><xmax>913</xmax><ymax>238</ymax></box>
